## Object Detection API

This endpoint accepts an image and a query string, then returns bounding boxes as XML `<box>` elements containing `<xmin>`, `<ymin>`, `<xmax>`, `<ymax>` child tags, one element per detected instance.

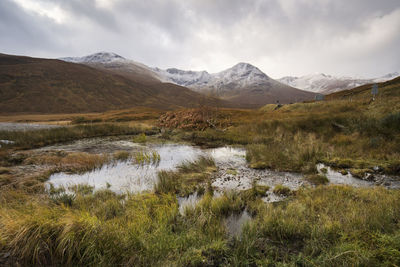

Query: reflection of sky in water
<box><xmin>48</xmin><ymin>144</ymin><xmax>207</xmax><ymax>193</ymax></box>
<box><xmin>316</xmin><ymin>163</ymin><xmax>372</xmax><ymax>187</ymax></box>
<box><xmin>47</xmin><ymin>141</ymin><xmax>397</xmax><ymax>195</ymax></box>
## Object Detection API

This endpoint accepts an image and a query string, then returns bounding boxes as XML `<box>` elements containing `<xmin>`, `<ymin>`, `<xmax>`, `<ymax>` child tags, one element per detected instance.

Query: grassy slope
<box><xmin>0</xmin><ymin>53</ymin><xmax>228</xmax><ymax>113</ymax></box>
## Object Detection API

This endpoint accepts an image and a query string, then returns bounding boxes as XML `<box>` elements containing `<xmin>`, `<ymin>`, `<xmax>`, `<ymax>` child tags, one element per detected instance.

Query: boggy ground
<box><xmin>0</xmin><ymin>80</ymin><xmax>400</xmax><ymax>266</ymax></box>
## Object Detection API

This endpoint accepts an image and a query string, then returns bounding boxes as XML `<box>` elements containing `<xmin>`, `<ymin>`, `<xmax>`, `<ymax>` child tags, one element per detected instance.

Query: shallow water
<box><xmin>0</xmin><ymin>122</ymin><xmax>60</xmax><ymax>131</ymax></box>
<box><xmin>45</xmin><ymin>139</ymin><xmax>400</xmax><ymax>195</ymax></box>
<box><xmin>47</xmin><ymin>143</ymin><xmax>205</xmax><ymax>193</ymax></box>
<box><xmin>46</xmin><ymin>142</ymin><xmax>308</xmax><ymax>196</ymax></box>
<box><xmin>210</xmin><ymin>146</ymin><xmax>305</xmax><ymax>194</ymax></box>
<box><xmin>317</xmin><ymin>163</ymin><xmax>400</xmax><ymax>188</ymax></box>
<box><xmin>178</xmin><ymin>192</ymin><xmax>201</xmax><ymax>214</ymax></box>
<box><xmin>316</xmin><ymin>163</ymin><xmax>372</xmax><ymax>187</ymax></box>
<box><xmin>225</xmin><ymin>210</ymin><xmax>252</xmax><ymax>238</ymax></box>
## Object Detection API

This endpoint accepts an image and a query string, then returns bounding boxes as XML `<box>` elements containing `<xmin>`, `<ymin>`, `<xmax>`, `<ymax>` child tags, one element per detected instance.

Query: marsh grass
<box><xmin>2</xmin><ymin>186</ymin><xmax>400</xmax><ymax>265</ymax></box>
<box><xmin>133</xmin><ymin>150</ymin><xmax>161</xmax><ymax>165</ymax></box>
<box><xmin>26</xmin><ymin>152</ymin><xmax>110</xmax><ymax>174</ymax></box>
<box><xmin>178</xmin><ymin>156</ymin><xmax>215</xmax><ymax>173</ymax></box>
<box><xmin>273</xmin><ymin>184</ymin><xmax>292</xmax><ymax>196</ymax></box>
<box><xmin>306</xmin><ymin>173</ymin><xmax>329</xmax><ymax>185</ymax></box>
<box><xmin>155</xmin><ymin>156</ymin><xmax>216</xmax><ymax>196</ymax></box>
<box><xmin>113</xmin><ymin>150</ymin><xmax>130</xmax><ymax>161</ymax></box>
<box><xmin>0</xmin><ymin>123</ymin><xmax>154</xmax><ymax>149</ymax></box>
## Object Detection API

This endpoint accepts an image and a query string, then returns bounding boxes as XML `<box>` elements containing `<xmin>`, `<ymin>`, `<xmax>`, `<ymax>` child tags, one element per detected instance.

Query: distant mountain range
<box><xmin>278</xmin><ymin>72</ymin><xmax>399</xmax><ymax>94</ymax></box>
<box><xmin>3</xmin><ymin>51</ymin><xmax>395</xmax><ymax>114</ymax></box>
<box><xmin>62</xmin><ymin>52</ymin><xmax>316</xmax><ymax>107</ymax></box>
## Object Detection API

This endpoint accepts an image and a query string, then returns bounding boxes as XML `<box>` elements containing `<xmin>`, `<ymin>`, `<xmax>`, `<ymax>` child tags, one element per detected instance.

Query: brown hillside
<box><xmin>0</xmin><ymin>54</ymin><xmax>229</xmax><ymax>114</ymax></box>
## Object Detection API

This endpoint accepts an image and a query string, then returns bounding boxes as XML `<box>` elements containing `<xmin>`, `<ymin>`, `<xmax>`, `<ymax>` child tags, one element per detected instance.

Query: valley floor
<box><xmin>0</xmin><ymin>81</ymin><xmax>400</xmax><ymax>266</ymax></box>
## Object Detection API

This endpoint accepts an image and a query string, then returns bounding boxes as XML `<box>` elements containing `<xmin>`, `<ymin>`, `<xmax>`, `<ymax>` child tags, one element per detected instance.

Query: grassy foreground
<box><xmin>1</xmin><ymin>185</ymin><xmax>400</xmax><ymax>266</ymax></box>
<box><xmin>0</xmin><ymin>79</ymin><xmax>399</xmax><ymax>265</ymax></box>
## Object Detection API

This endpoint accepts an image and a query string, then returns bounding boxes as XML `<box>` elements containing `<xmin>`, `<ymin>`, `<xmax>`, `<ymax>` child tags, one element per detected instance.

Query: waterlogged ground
<box><xmin>40</xmin><ymin>138</ymin><xmax>400</xmax><ymax>202</ymax></box>
<box><xmin>317</xmin><ymin>163</ymin><xmax>400</xmax><ymax>189</ymax></box>
<box><xmin>0</xmin><ymin>122</ymin><xmax>60</xmax><ymax>131</ymax></box>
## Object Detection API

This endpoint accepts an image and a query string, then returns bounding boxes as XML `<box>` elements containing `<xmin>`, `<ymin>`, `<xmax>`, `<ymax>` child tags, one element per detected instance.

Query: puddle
<box><xmin>37</xmin><ymin>137</ymin><xmax>145</xmax><ymax>154</ymax></box>
<box><xmin>317</xmin><ymin>163</ymin><xmax>400</xmax><ymax>188</ymax></box>
<box><xmin>0</xmin><ymin>122</ymin><xmax>60</xmax><ymax>131</ymax></box>
<box><xmin>225</xmin><ymin>210</ymin><xmax>251</xmax><ymax>238</ymax></box>
<box><xmin>47</xmin><ymin>144</ymin><xmax>205</xmax><ymax>193</ymax></box>
<box><xmin>210</xmin><ymin>147</ymin><xmax>305</xmax><ymax>193</ymax></box>
<box><xmin>262</xmin><ymin>192</ymin><xmax>287</xmax><ymax>203</ymax></box>
<box><xmin>45</xmin><ymin>138</ymin><xmax>400</xmax><ymax>195</ymax></box>
<box><xmin>177</xmin><ymin>192</ymin><xmax>201</xmax><ymax>214</ymax></box>
<box><xmin>316</xmin><ymin>163</ymin><xmax>372</xmax><ymax>187</ymax></box>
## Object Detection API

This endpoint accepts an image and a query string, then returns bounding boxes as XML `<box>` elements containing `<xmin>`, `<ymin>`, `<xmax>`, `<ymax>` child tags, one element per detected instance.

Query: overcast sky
<box><xmin>1</xmin><ymin>0</ymin><xmax>399</xmax><ymax>78</ymax></box>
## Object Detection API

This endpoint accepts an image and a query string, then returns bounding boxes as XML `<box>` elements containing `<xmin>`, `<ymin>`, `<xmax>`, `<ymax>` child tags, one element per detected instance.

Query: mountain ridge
<box><xmin>279</xmin><ymin>72</ymin><xmax>400</xmax><ymax>94</ymax></box>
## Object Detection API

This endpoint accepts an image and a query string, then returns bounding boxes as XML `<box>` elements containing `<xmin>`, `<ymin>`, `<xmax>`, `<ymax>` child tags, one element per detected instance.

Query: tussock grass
<box><xmin>133</xmin><ymin>151</ymin><xmax>161</xmax><ymax>165</ymax></box>
<box><xmin>2</xmin><ymin>186</ymin><xmax>400</xmax><ymax>265</ymax></box>
<box><xmin>273</xmin><ymin>184</ymin><xmax>292</xmax><ymax>196</ymax></box>
<box><xmin>155</xmin><ymin>156</ymin><xmax>216</xmax><ymax>196</ymax></box>
<box><xmin>113</xmin><ymin>150</ymin><xmax>130</xmax><ymax>161</ymax></box>
<box><xmin>178</xmin><ymin>156</ymin><xmax>215</xmax><ymax>173</ymax></box>
<box><xmin>26</xmin><ymin>152</ymin><xmax>110</xmax><ymax>174</ymax></box>
<box><xmin>306</xmin><ymin>173</ymin><xmax>329</xmax><ymax>185</ymax></box>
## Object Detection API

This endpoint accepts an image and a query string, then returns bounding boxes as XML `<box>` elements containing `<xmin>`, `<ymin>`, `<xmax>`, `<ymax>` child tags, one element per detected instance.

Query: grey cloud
<box><xmin>1</xmin><ymin>0</ymin><xmax>399</xmax><ymax>77</ymax></box>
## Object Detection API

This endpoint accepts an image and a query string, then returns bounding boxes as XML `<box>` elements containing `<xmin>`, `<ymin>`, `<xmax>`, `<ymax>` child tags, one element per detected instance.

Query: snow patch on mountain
<box><xmin>60</xmin><ymin>52</ymin><xmax>126</xmax><ymax>64</ymax></box>
<box><xmin>279</xmin><ymin>72</ymin><xmax>400</xmax><ymax>94</ymax></box>
<box><xmin>153</xmin><ymin>62</ymin><xmax>272</xmax><ymax>90</ymax></box>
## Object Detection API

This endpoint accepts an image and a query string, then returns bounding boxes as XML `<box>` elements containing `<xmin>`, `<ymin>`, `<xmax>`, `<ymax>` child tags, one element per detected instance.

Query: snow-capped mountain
<box><xmin>60</xmin><ymin>52</ymin><xmax>162</xmax><ymax>84</ymax></box>
<box><xmin>278</xmin><ymin>72</ymin><xmax>400</xmax><ymax>94</ymax></box>
<box><xmin>154</xmin><ymin>62</ymin><xmax>315</xmax><ymax>106</ymax></box>
<box><xmin>59</xmin><ymin>52</ymin><xmax>316</xmax><ymax>107</ymax></box>
<box><xmin>372</xmin><ymin>72</ymin><xmax>400</xmax><ymax>83</ymax></box>
<box><xmin>60</xmin><ymin>52</ymin><xmax>126</xmax><ymax>64</ymax></box>
<box><xmin>153</xmin><ymin>62</ymin><xmax>273</xmax><ymax>92</ymax></box>
<box><xmin>153</xmin><ymin>68</ymin><xmax>212</xmax><ymax>88</ymax></box>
